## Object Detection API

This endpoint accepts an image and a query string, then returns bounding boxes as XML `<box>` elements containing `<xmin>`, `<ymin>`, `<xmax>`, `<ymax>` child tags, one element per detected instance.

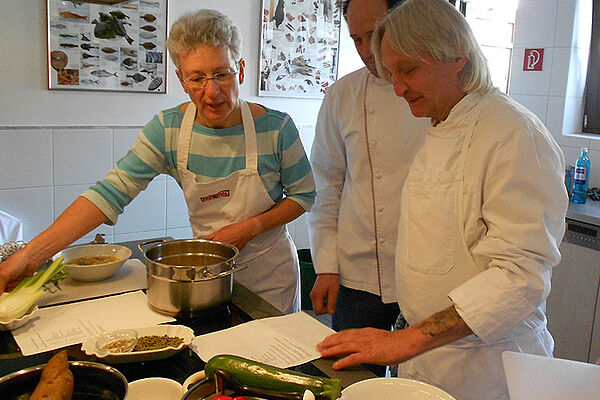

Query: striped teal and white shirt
<box><xmin>82</xmin><ymin>104</ymin><xmax>316</xmax><ymax>224</ymax></box>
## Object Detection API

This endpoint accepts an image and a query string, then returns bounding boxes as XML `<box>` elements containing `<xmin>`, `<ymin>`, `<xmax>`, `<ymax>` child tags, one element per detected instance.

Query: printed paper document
<box><xmin>191</xmin><ymin>311</ymin><xmax>334</xmax><ymax>368</ymax></box>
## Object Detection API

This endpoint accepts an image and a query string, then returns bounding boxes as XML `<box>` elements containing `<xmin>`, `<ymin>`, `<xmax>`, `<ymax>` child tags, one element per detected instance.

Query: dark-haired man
<box><xmin>307</xmin><ymin>0</ymin><xmax>428</xmax><ymax>376</ymax></box>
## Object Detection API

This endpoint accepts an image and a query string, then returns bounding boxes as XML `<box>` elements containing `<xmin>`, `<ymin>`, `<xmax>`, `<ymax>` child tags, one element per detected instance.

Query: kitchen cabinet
<box><xmin>546</xmin><ymin>240</ymin><xmax>600</xmax><ymax>362</ymax></box>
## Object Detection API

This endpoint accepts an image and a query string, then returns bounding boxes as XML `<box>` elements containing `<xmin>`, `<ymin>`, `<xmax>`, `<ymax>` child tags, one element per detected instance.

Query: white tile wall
<box><xmin>0</xmin><ymin>129</ymin><xmax>52</xmax><ymax>189</ymax></box>
<box><xmin>53</xmin><ymin>129</ymin><xmax>112</xmax><ymax>186</ymax></box>
<box><xmin>546</xmin><ymin>96</ymin><xmax>567</xmax><ymax>140</ymax></box>
<box><xmin>588</xmin><ymin>137</ymin><xmax>600</xmax><ymax>152</ymax></box>
<box><xmin>167</xmin><ymin>227</ymin><xmax>194</xmax><ymax>240</ymax></box>
<box><xmin>555</xmin><ymin>0</ymin><xmax>578</xmax><ymax>47</ymax></box>
<box><xmin>549</xmin><ymin>47</ymin><xmax>572</xmax><ymax>97</ymax></box>
<box><xmin>513</xmin><ymin>0</ymin><xmax>558</xmax><ymax>49</ymax></box>
<box><xmin>113</xmin><ymin>128</ymin><xmax>139</xmax><ymax>162</ymax></box>
<box><xmin>114</xmin><ymin>229</ymin><xmax>168</xmax><ymax>243</ymax></box>
<box><xmin>510</xmin><ymin>0</ymin><xmax>600</xmax><ymax>189</ymax></box>
<box><xmin>297</xmin><ymin>124</ymin><xmax>315</xmax><ymax>159</ymax></box>
<box><xmin>589</xmin><ymin>149</ymin><xmax>600</xmax><ymax>188</ymax></box>
<box><xmin>165</xmin><ymin>177</ymin><xmax>189</xmax><ymax>229</ymax></box>
<box><xmin>112</xmin><ymin>179</ymin><xmax>167</xmax><ymax>235</ymax></box>
<box><xmin>563</xmin><ymin>145</ymin><xmax>588</xmax><ymax>168</ymax></box>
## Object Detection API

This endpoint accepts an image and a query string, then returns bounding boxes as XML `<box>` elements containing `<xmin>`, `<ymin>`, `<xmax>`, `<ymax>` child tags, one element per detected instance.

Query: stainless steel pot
<box><xmin>138</xmin><ymin>239</ymin><xmax>244</xmax><ymax>317</ymax></box>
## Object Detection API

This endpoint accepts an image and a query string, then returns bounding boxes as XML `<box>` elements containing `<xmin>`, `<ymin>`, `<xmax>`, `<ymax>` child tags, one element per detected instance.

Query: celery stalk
<box><xmin>0</xmin><ymin>256</ymin><xmax>66</xmax><ymax>322</ymax></box>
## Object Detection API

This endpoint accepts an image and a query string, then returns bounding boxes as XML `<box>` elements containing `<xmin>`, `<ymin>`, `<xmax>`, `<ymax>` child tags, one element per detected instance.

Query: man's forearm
<box><xmin>409</xmin><ymin>305</ymin><xmax>473</xmax><ymax>355</ymax></box>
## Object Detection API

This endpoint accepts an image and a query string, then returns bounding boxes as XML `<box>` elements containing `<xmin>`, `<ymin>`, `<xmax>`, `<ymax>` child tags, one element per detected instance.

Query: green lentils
<box><xmin>133</xmin><ymin>334</ymin><xmax>184</xmax><ymax>351</ymax></box>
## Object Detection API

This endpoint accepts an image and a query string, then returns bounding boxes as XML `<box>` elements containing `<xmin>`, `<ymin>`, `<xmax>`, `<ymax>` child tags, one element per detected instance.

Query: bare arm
<box><xmin>410</xmin><ymin>305</ymin><xmax>473</xmax><ymax>351</ymax></box>
<box><xmin>317</xmin><ymin>305</ymin><xmax>473</xmax><ymax>369</ymax></box>
<box><xmin>205</xmin><ymin>198</ymin><xmax>305</xmax><ymax>250</ymax></box>
<box><xmin>0</xmin><ymin>196</ymin><xmax>107</xmax><ymax>292</ymax></box>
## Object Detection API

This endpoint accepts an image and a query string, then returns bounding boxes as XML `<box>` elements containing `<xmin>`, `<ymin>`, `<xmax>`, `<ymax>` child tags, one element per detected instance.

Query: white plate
<box><xmin>81</xmin><ymin>324</ymin><xmax>195</xmax><ymax>364</ymax></box>
<box><xmin>342</xmin><ymin>377</ymin><xmax>456</xmax><ymax>400</ymax></box>
<box><xmin>0</xmin><ymin>293</ymin><xmax>39</xmax><ymax>331</ymax></box>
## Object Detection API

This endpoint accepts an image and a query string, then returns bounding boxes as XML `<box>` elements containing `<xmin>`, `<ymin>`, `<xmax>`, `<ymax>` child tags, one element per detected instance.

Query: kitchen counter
<box><xmin>567</xmin><ymin>200</ymin><xmax>600</xmax><ymax>225</ymax></box>
<box><xmin>0</xmin><ymin>238</ymin><xmax>376</xmax><ymax>391</ymax></box>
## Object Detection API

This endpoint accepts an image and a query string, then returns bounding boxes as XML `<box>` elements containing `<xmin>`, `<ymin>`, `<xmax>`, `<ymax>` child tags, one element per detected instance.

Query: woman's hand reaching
<box><xmin>0</xmin><ymin>247</ymin><xmax>44</xmax><ymax>292</ymax></box>
<box><xmin>204</xmin><ymin>219</ymin><xmax>262</xmax><ymax>251</ymax></box>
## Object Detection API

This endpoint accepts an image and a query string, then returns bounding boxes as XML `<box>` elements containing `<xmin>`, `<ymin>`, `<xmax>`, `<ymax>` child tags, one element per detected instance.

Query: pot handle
<box><xmin>207</xmin><ymin>263</ymin><xmax>247</xmax><ymax>280</ymax></box>
<box><xmin>137</xmin><ymin>238</ymin><xmax>167</xmax><ymax>253</ymax></box>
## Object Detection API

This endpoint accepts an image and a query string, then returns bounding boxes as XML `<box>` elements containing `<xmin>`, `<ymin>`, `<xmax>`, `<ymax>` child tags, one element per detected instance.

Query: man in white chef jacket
<box><xmin>316</xmin><ymin>1</ymin><xmax>568</xmax><ymax>399</ymax></box>
<box><xmin>307</xmin><ymin>0</ymin><xmax>428</xmax><ymax>376</ymax></box>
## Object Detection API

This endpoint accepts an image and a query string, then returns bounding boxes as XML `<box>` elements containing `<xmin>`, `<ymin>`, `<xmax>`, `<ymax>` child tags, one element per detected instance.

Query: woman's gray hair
<box><xmin>167</xmin><ymin>9</ymin><xmax>242</xmax><ymax>68</ymax></box>
<box><xmin>372</xmin><ymin>0</ymin><xmax>493</xmax><ymax>93</ymax></box>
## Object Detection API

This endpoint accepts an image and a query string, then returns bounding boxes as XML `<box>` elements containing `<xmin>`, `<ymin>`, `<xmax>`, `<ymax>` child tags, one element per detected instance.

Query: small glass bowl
<box><xmin>96</xmin><ymin>329</ymin><xmax>138</xmax><ymax>354</ymax></box>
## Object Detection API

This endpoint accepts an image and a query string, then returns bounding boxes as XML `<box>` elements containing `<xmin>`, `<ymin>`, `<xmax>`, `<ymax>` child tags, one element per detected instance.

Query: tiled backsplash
<box><xmin>509</xmin><ymin>0</ymin><xmax>600</xmax><ymax>188</ymax></box>
<box><xmin>0</xmin><ymin>126</ymin><xmax>311</xmax><ymax>249</ymax></box>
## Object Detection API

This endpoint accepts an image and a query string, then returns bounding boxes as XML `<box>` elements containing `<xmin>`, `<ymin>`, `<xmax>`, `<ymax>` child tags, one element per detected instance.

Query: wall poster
<box><xmin>259</xmin><ymin>0</ymin><xmax>341</xmax><ymax>98</ymax></box>
<box><xmin>47</xmin><ymin>0</ymin><xmax>167</xmax><ymax>93</ymax></box>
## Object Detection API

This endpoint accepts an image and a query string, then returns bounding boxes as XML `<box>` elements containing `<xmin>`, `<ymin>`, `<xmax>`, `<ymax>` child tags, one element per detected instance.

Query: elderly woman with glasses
<box><xmin>0</xmin><ymin>9</ymin><xmax>315</xmax><ymax>314</ymax></box>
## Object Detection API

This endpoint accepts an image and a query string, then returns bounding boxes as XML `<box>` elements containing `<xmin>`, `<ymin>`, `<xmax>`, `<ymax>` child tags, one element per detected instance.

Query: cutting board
<box><xmin>38</xmin><ymin>258</ymin><xmax>147</xmax><ymax>307</ymax></box>
<box><xmin>502</xmin><ymin>351</ymin><xmax>600</xmax><ymax>399</ymax></box>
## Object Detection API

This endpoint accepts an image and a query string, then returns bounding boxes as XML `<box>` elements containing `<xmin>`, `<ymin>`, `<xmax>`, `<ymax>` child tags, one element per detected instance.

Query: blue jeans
<box><xmin>332</xmin><ymin>285</ymin><xmax>400</xmax><ymax>376</ymax></box>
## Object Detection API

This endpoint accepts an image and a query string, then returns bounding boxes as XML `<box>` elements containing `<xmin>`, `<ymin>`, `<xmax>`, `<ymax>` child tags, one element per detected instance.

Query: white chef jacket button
<box><xmin>379</xmin><ymin>238</ymin><xmax>385</xmax><ymax>244</ymax></box>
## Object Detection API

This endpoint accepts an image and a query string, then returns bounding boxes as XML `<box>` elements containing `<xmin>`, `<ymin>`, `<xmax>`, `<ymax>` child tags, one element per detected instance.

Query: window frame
<box><xmin>583</xmin><ymin>0</ymin><xmax>600</xmax><ymax>134</ymax></box>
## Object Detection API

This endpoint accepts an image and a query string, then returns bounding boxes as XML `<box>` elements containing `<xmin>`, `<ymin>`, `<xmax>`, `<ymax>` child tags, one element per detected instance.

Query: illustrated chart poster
<box><xmin>47</xmin><ymin>0</ymin><xmax>167</xmax><ymax>93</ymax></box>
<box><xmin>259</xmin><ymin>0</ymin><xmax>341</xmax><ymax>98</ymax></box>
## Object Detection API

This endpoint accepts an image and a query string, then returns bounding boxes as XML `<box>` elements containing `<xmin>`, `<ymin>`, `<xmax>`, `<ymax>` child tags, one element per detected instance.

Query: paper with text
<box><xmin>12</xmin><ymin>291</ymin><xmax>174</xmax><ymax>356</ymax></box>
<box><xmin>190</xmin><ymin>311</ymin><xmax>334</xmax><ymax>368</ymax></box>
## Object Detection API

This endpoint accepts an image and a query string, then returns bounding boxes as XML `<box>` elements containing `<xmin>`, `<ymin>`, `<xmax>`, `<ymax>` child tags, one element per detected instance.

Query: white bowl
<box><xmin>127</xmin><ymin>377</ymin><xmax>183</xmax><ymax>400</ymax></box>
<box><xmin>342</xmin><ymin>377</ymin><xmax>456</xmax><ymax>400</ymax></box>
<box><xmin>0</xmin><ymin>293</ymin><xmax>39</xmax><ymax>330</ymax></box>
<box><xmin>56</xmin><ymin>244</ymin><xmax>132</xmax><ymax>282</ymax></box>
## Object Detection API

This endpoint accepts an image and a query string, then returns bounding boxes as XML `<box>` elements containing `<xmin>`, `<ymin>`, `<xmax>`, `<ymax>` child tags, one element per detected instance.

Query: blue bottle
<box><xmin>572</xmin><ymin>147</ymin><xmax>591</xmax><ymax>204</ymax></box>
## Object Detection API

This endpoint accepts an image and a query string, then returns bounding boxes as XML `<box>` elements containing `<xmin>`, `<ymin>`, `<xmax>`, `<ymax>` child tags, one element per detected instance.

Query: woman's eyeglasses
<box><xmin>182</xmin><ymin>70</ymin><xmax>238</xmax><ymax>90</ymax></box>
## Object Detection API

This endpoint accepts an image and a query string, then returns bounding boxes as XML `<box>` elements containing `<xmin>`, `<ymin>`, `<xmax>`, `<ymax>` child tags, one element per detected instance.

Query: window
<box><xmin>461</xmin><ymin>0</ymin><xmax>518</xmax><ymax>94</ymax></box>
<box><xmin>583</xmin><ymin>0</ymin><xmax>600</xmax><ymax>134</ymax></box>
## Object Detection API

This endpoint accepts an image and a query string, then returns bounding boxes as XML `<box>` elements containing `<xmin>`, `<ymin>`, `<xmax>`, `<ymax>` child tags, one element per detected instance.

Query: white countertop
<box><xmin>567</xmin><ymin>200</ymin><xmax>600</xmax><ymax>226</ymax></box>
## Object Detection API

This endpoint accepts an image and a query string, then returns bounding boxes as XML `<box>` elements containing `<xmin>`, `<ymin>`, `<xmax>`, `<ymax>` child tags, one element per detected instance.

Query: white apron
<box><xmin>395</xmin><ymin>107</ymin><xmax>553</xmax><ymax>400</ymax></box>
<box><xmin>177</xmin><ymin>101</ymin><xmax>300</xmax><ymax>314</ymax></box>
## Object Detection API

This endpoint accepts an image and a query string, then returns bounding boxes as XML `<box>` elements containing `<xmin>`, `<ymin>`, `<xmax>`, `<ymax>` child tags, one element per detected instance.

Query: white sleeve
<box><xmin>449</xmin><ymin>120</ymin><xmax>568</xmax><ymax>342</ymax></box>
<box><xmin>306</xmin><ymin>90</ymin><xmax>347</xmax><ymax>275</ymax></box>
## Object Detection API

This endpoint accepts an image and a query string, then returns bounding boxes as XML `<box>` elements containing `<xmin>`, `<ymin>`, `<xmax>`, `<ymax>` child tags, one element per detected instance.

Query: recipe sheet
<box><xmin>38</xmin><ymin>259</ymin><xmax>147</xmax><ymax>306</ymax></box>
<box><xmin>12</xmin><ymin>291</ymin><xmax>174</xmax><ymax>356</ymax></box>
<box><xmin>190</xmin><ymin>311</ymin><xmax>335</xmax><ymax>368</ymax></box>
